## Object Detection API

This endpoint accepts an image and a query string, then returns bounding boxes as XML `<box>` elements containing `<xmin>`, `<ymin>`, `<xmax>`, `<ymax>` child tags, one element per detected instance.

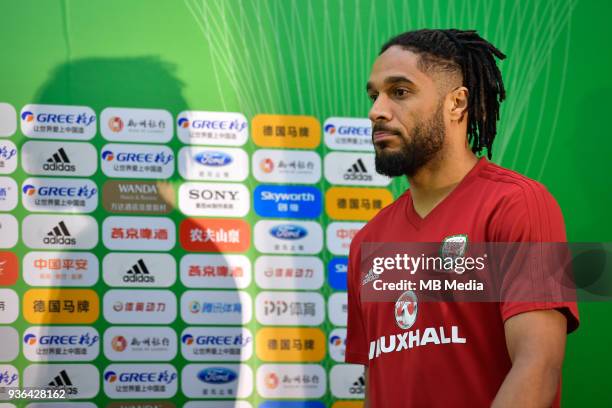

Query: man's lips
<box><xmin>373</xmin><ymin>131</ymin><xmax>399</xmax><ymax>143</ymax></box>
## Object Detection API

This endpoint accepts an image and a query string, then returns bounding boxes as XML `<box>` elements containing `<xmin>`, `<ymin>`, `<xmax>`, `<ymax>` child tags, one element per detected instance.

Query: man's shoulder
<box><xmin>478</xmin><ymin>160</ymin><xmax>556</xmax><ymax>204</ymax></box>
<box><xmin>479</xmin><ymin>162</ymin><xmax>546</xmax><ymax>194</ymax></box>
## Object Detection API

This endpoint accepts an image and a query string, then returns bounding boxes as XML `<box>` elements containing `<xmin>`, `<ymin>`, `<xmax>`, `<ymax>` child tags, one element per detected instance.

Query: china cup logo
<box><xmin>394</xmin><ymin>290</ymin><xmax>418</xmax><ymax>330</ymax></box>
<box><xmin>108</xmin><ymin>116</ymin><xmax>124</xmax><ymax>132</ymax></box>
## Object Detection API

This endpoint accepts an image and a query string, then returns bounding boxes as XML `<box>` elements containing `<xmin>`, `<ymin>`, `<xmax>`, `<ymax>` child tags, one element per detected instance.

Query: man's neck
<box><xmin>407</xmin><ymin>149</ymin><xmax>479</xmax><ymax>219</ymax></box>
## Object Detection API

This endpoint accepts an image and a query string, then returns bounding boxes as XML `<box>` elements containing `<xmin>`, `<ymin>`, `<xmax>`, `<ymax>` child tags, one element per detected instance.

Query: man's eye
<box><xmin>394</xmin><ymin>88</ymin><xmax>409</xmax><ymax>97</ymax></box>
<box><xmin>368</xmin><ymin>94</ymin><xmax>378</xmax><ymax>102</ymax></box>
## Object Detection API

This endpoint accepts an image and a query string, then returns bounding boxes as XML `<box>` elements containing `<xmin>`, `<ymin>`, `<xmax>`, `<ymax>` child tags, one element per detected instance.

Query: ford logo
<box><xmin>270</xmin><ymin>224</ymin><xmax>308</xmax><ymax>240</ymax></box>
<box><xmin>194</xmin><ymin>151</ymin><xmax>232</xmax><ymax>167</ymax></box>
<box><xmin>197</xmin><ymin>367</ymin><xmax>237</xmax><ymax>384</ymax></box>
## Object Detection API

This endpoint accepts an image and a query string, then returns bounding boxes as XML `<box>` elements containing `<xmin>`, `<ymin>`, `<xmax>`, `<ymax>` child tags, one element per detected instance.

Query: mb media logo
<box><xmin>345</xmin><ymin>158</ymin><xmax>372</xmax><ymax>182</ymax></box>
<box><xmin>44</xmin><ymin>147</ymin><xmax>75</xmax><ymax>172</ymax></box>
<box><xmin>124</xmin><ymin>259</ymin><xmax>154</xmax><ymax>283</ymax></box>
<box><xmin>351</xmin><ymin>375</ymin><xmax>366</xmax><ymax>394</ymax></box>
<box><xmin>45</xmin><ymin>221</ymin><xmax>75</xmax><ymax>245</ymax></box>
<box><xmin>49</xmin><ymin>369</ymin><xmax>72</xmax><ymax>387</ymax></box>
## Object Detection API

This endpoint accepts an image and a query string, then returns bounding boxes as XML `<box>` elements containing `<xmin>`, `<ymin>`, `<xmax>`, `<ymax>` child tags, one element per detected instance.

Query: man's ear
<box><xmin>448</xmin><ymin>86</ymin><xmax>469</xmax><ymax>122</ymax></box>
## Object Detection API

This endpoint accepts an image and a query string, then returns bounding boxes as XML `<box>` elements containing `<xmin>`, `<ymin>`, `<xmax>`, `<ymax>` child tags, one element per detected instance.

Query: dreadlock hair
<box><xmin>380</xmin><ymin>29</ymin><xmax>506</xmax><ymax>159</ymax></box>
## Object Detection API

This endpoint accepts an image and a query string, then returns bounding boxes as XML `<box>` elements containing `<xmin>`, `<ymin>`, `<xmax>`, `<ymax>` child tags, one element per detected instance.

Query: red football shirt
<box><xmin>345</xmin><ymin>157</ymin><xmax>579</xmax><ymax>407</ymax></box>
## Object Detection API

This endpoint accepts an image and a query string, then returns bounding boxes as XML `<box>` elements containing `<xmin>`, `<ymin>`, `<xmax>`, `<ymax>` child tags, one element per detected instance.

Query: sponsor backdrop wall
<box><xmin>0</xmin><ymin>0</ymin><xmax>610</xmax><ymax>407</ymax></box>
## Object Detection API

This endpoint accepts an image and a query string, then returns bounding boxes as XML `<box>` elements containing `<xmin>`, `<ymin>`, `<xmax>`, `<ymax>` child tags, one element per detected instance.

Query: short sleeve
<box><xmin>491</xmin><ymin>181</ymin><xmax>579</xmax><ymax>333</ymax></box>
<box><xmin>345</xmin><ymin>239</ymin><xmax>370</xmax><ymax>365</ymax></box>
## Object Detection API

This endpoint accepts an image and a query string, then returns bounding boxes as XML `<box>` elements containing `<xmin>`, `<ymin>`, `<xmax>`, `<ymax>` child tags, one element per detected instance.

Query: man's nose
<box><xmin>368</xmin><ymin>95</ymin><xmax>392</xmax><ymax>123</ymax></box>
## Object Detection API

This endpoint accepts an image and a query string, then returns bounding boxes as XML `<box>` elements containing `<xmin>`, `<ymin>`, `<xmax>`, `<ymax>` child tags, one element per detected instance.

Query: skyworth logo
<box><xmin>254</xmin><ymin>185</ymin><xmax>322</xmax><ymax>218</ymax></box>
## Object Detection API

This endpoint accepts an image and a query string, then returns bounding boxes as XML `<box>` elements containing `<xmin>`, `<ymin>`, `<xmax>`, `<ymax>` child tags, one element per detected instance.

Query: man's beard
<box><xmin>374</xmin><ymin>104</ymin><xmax>445</xmax><ymax>178</ymax></box>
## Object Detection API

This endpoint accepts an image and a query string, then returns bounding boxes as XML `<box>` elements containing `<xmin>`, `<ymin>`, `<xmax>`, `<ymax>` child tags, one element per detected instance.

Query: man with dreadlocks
<box><xmin>345</xmin><ymin>29</ymin><xmax>578</xmax><ymax>407</ymax></box>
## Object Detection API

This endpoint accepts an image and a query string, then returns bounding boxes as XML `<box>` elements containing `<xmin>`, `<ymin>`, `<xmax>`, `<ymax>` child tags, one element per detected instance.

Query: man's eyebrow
<box><xmin>366</xmin><ymin>76</ymin><xmax>416</xmax><ymax>92</ymax></box>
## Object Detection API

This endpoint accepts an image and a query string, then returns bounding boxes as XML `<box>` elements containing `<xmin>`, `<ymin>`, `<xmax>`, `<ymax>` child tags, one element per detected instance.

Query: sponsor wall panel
<box><xmin>7</xmin><ymin>76</ymin><xmax>380</xmax><ymax>408</ymax></box>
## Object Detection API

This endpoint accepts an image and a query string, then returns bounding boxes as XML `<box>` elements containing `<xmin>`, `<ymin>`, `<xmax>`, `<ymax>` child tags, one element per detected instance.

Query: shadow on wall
<box><xmin>20</xmin><ymin>57</ymin><xmax>250</xmax><ymax>399</ymax></box>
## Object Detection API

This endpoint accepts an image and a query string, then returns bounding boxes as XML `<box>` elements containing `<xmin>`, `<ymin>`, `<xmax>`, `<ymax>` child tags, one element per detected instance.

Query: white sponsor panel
<box><xmin>254</xmin><ymin>220</ymin><xmax>323</xmax><ymax>255</ymax></box>
<box><xmin>184</xmin><ymin>402</ymin><xmax>252</xmax><ymax>408</ymax></box>
<box><xmin>255</xmin><ymin>291</ymin><xmax>325</xmax><ymax>326</ymax></box>
<box><xmin>181</xmin><ymin>290</ymin><xmax>252</xmax><ymax>325</ymax></box>
<box><xmin>254</xmin><ymin>256</ymin><xmax>324</xmax><ymax>290</ymax></box>
<box><xmin>330</xmin><ymin>364</ymin><xmax>365</xmax><ymax>398</ymax></box>
<box><xmin>103</xmin><ymin>364</ymin><xmax>178</xmax><ymax>398</ymax></box>
<box><xmin>181</xmin><ymin>327</ymin><xmax>253</xmax><ymax>362</ymax></box>
<box><xmin>181</xmin><ymin>363</ymin><xmax>253</xmax><ymax>399</ymax></box>
<box><xmin>21</xmin><ymin>141</ymin><xmax>97</xmax><ymax>177</ymax></box>
<box><xmin>0</xmin><ymin>140</ymin><xmax>18</xmax><ymax>174</ymax></box>
<box><xmin>21</xmin><ymin>177</ymin><xmax>98</xmax><ymax>213</ymax></box>
<box><xmin>23</xmin><ymin>364</ymin><xmax>99</xmax><ymax>399</ymax></box>
<box><xmin>103</xmin><ymin>253</ymin><xmax>176</xmax><ymax>287</ymax></box>
<box><xmin>328</xmin><ymin>292</ymin><xmax>348</xmax><ymax>327</ymax></box>
<box><xmin>22</xmin><ymin>326</ymin><xmax>100</xmax><ymax>362</ymax></box>
<box><xmin>179</xmin><ymin>182</ymin><xmax>250</xmax><ymax>217</ymax></box>
<box><xmin>177</xmin><ymin>110</ymin><xmax>248</xmax><ymax>146</ymax></box>
<box><xmin>0</xmin><ymin>327</ymin><xmax>18</xmax><ymax>362</ymax></box>
<box><xmin>23</xmin><ymin>252</ymin><xmax>98</xmax><ymax>287</ymax></box>
<box><xmin>0</xmin><ymin>177</ymin><xmax>17</xmax><ymax>211</ymax></box>
<box><xmin>102</xmin><ymin>216</ymin><xmax>175</xmax><ymax>251</ymax></box>
<box><xmin>180</xmin><ymin>254</ymin><xmax>251</xmax><ymax>289</ymax></box>
<box><xmin>0</xmin><ymin>289</ymin><xmax>18</xmax><ymax>324</ymax></box>
<box><xmin>103</xmin><ymin>326</ymin><xmax>177</xmax><ymax>362</ymax></box>
<box><xmin>100</xmin><ymin>143</ymin><xmax>175</xmax><ymax>179</ymax></box>
<box><xmin>0</xmin><ymin>214</ymin><xmax>18</xmax><ymax>248</ymax></box>
<box><xmin>324</xmin><ymin>117</ymin><xmax>373</xmax><ymax>151</ymax></box>
<box><xmin>328</xmin><ymin>328</ymin><xmax>347</xmax><ymax>363</ymax></box>
<box><xmin>324</xmin><ymin>152</ymin><xmax>391</xmax><ymax>186</ymax></box>
<box><xmin>101</xmin><ymin>107</ymin><xmax>173</xmax><ymax>143</ymax></box>
<box><xmin>256</xmin><ymin>364</ymin><xmax>326</xmax><ymax>398</ymax></box>
<box><xmin>103</xmin><ymin>290</ymin><xmax>177</xmax><ymax>324</ymax></box>
<box><xmin>0</xmin><ymin>103</ymin><xmax>16</xmax><ymax>137</ymax></box>
<box><xmin>20</xmin><ymin>104</ymin><xmax>96</xmax><ymax>140</ymax></box>
<box><xmin>22</xmin><ymin>215</ymin><xmax>98</xmax><ymax>250</ymax></box>
<box><xmin>178</xmin><ymin>147</ymin><xmax>249</xmax><ymax>182</ymax></box>
<box><xmin>103</xmin><ymin>327</ymin><xmax>176</xmax><ymax>361</ymax></box>
<box><xmin>326</xmin><ymin>222</ymin><xmax>365</xmax><ymax>256</ymax></box>
<box><xmin>252</xmin><ymin>149</ymin><xmax>321</xmax><ymax>184</ymax></box>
